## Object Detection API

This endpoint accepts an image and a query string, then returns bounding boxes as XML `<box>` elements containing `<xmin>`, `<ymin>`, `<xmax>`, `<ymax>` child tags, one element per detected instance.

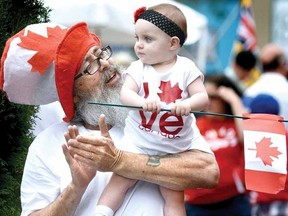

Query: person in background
<box><xmin>233</xmin><ymin>50</ymin><xmax>260</xmax><ymax>90</ymax></box>
<box><xmin>225</xmin><ymin>50</ymin><xmax>260</xmax><ymax>91</ymax></box>
<box><xmin>248</xmin><ymin>94</ymin><xmax>288</xmax><ymax>216</ymax></box>
<box><xmin>249</xmin><ymin>94</ymin><xmax>280</xmax><ymax>115</ymax></box>
<box><xmin>94</xmin><ymin>3</ymin><xmax>210</xmax><ymax>216</ymax></box>
<box><xmin>185</xmin><ymin>74</ymin><xmax>251</xmax><ymax>216</ymax></box>
<box><xmin>243</xmin><ymin>43</ymin><xmax>288</xmax><ymax>128</ymax></box>
<box><xmin>0</xmin><ymin>21</ymin><xmax>219</xmax><ymax>216</ymax></box>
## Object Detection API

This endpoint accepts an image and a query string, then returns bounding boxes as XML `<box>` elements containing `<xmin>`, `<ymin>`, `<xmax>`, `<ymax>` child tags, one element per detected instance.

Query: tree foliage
<box><xmin>0</xmin><ymin>0</ymin><xmax>51</xmax><ymax>215</ymax></box>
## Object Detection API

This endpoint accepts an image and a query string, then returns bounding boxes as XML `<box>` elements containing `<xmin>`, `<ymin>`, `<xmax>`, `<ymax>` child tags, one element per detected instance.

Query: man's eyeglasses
<box><xmin>74</xmin><ymin>46</ymin><xmax>112</xmax><ymax>80</ymax></box>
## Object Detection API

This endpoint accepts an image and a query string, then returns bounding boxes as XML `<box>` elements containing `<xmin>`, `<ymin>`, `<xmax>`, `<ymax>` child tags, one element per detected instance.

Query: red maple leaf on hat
<box><xmin>249</xmin><ymin>137</ymin><xmax>283</xmax><ymax>166</ymax></box>
<box><xmin>157</xmin><ymin>81</ymin><xmax>182</xmax><ymax>105</ymax></box>
<box><xmin>18</xmin><ymin>25</ymin><xmax>67</xmax><ymax>75</ymax></box>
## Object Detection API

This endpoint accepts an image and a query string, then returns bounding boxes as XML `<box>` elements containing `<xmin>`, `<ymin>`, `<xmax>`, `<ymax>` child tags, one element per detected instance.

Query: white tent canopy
<box><xmin>44</xmin><ymin>0</ymin><xmax>208</xmax><ymax>46</ymax></box>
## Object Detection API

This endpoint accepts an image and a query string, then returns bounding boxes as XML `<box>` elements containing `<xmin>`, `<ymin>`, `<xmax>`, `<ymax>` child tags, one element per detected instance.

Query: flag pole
<box><xmin>88</xmin><ymin>101</ymin><xmax>288</xmax><ymax>122</ymax></box>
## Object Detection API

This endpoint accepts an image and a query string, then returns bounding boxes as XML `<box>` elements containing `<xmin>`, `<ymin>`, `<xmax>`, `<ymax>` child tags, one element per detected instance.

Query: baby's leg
<box><xmin>94</xmin><ymin>173</ymin><xmax>137</xmax><ymax>216</ymax></box>
<box><xmin>160</xmin><ymin>186</ymin><xmax>186</xmax><ymax>216</ymax></box>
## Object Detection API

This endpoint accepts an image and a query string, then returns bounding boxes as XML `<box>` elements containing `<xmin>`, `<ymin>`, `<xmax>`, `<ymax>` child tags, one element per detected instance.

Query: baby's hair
<box><xmin>148</xmin><ymin>3</ymin><xmax>187</xmax><ymax>40</ymax></box>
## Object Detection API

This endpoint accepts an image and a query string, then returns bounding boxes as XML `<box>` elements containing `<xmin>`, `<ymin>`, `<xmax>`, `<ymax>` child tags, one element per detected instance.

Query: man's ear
<box><xmin>170</xmin><ymin>36</ymin><xmax>181</xmax><ymax>50</ymax></box>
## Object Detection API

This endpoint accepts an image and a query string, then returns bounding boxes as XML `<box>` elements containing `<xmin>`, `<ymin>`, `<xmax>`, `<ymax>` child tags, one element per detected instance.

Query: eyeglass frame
<box><xmin>74</xmin><ymin>45</ymin><xmax>112</xmax><ymax>80</ymax></box>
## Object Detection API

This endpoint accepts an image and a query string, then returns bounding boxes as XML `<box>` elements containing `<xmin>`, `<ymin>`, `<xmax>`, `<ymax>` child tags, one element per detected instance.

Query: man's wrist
<box><xmin>110</xmin><ymin>149</ymin><xmax>124</xmax><ymax>171</ymax></box>
<box><xmin>68</xmin><ymin>182</ymin><xmax>87</xmax><ymax>197</ymax></box>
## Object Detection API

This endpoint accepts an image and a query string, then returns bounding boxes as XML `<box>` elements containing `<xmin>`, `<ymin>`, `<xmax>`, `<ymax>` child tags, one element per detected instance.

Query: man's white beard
<box><xmin>74</xmin><ymin>70</ymin><xmax>128</xmax><ymax>128</ymax></box>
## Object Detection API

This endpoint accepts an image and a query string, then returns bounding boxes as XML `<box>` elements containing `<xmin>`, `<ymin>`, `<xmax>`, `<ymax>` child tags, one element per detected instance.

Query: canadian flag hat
<box><xmin>0</xmin><ymin>22</ymin><xmax>101</xmax><ymax>122</ymax></box>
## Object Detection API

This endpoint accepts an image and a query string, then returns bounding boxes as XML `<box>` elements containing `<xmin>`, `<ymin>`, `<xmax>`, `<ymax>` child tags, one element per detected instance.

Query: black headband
<box><xmin>138</xmin><ymin>9</ymin><xmax>186</xmax><ymax>46</ymax></box>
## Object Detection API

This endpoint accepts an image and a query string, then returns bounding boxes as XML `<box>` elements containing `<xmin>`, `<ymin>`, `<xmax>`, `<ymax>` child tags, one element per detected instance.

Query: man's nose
<box><xmin>98</xmin><ymin>58</ymin><xmax>110</xmax><ymax>71</ymax></box>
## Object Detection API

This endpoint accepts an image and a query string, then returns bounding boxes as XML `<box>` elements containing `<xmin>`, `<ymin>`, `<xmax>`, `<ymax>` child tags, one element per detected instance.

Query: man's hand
<box><xmin>67</xmin><ymin>114</ymin><xmax>123</xmax><ymax>172</ymax></box>
<box><xmin>62</xmin><ymin>125</ymin><xmax>97</xmax><ymax>190</ymax></box>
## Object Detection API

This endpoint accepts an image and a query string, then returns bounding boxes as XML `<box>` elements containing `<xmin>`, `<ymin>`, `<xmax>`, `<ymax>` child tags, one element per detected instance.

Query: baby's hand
<box><xmin>142</xmin><ymin>98</ymin><xmax>161</xmax><ymax>113</ymax></box>
<box><xmin>171</xmin><ymin>101</ymin><xmax>191</xmax><ymax>116</ymax></box>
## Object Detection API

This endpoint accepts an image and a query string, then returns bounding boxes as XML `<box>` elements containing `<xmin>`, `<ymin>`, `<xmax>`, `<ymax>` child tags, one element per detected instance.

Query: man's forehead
<box><xmin>81</xmin><ymin>45</ymin><xmax>100</xmax><ymax>64</ymax></box>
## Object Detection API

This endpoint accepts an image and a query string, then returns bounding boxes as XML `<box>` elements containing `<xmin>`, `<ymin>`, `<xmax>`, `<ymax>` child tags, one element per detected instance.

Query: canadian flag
<box><xmin>243</xmin><ymin>113</ymin><xmax>287</xmax><ymax>194</ymax></box>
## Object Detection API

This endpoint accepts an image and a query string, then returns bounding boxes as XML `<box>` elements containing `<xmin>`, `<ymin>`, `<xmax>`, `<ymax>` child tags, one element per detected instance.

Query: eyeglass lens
<box><xmin>87</xmin><ymin>46</ymin><xmax>112</xmax><ymax>75</ymax></box>
<box><xmin>99</xmin><ymin>47</ymin><xmax>112</xmax><ymax>60</ymax></box>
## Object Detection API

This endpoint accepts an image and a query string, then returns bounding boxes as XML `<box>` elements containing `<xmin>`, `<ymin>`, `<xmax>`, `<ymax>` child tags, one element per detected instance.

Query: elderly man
<box><xmin>0</xmin><ymin>22</ymin><xmax>219</xmax><ymax>216</ymax></box>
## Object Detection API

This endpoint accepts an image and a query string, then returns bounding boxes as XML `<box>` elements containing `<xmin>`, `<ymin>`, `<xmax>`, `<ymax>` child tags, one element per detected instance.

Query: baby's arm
<box><xmin>120</xmin><ymin>74</ymin><xmax>161</xmax><ymax>113</ymax></box>
<box><xmin>171</xmin><ymin>76</ymin><xmax>209</xmax><ymax>116</ymax></box>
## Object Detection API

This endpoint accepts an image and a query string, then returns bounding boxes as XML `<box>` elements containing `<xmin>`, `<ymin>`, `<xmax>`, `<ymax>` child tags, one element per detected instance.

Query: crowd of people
<box><xmin>192</xmin><ymin>42</ymin><xmax>288</xmax><ymax>216</ymax></box>
<box><xmin>0</xmin><ymin>2</ymin><xmax>288</xmax><ymax>216</ymax></box>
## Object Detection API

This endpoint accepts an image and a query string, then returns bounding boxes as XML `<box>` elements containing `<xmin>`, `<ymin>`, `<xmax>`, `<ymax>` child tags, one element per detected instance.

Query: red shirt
<box><xmin>185</xmin><ymin>117</ymin><xmax>247</xmax><ymax>204</ymax></box>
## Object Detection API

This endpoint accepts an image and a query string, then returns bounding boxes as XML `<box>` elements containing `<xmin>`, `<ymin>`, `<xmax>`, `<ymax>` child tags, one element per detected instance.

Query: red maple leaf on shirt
<box><xmin>253</xmin><ymin>137</ymin><xmax>282</xmax><ymax>166</ymax></box>
<box><xmin>18</xmin><ymin>26</ymin><xmax>67</xmax><ymax>75</ymax></box>
<box><xmin>157</xmin><ymin>80</ymin><xmax>182</xmax><ymax>104</ymax></box>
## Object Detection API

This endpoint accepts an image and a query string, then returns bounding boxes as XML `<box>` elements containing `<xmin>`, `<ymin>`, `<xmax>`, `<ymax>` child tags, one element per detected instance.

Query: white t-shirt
<box><xmin>121</xmin><ymin>56</ymin><xmax>205</xmax><ymax>155</ymax></box>
<box><xmin>31</xmin><ymin>101</ymin><xmax>65</xmax><ymax>136</ymax></box>
<box><xmin>21</xmin><ymin>121</ymin><xmax>212</xmax><ymax>216</ymax></box>
<box><xmin>244</xmin><ymin>72</ymin><xmax>288</xmax><ymax>128</ymax></box>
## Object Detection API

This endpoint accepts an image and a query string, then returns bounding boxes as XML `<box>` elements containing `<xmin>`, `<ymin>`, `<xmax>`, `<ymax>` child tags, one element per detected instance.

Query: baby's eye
<box><xmin>144</xmin><ymin>36</ymin><xmax>152</xmax><ymax>43</ymax></box>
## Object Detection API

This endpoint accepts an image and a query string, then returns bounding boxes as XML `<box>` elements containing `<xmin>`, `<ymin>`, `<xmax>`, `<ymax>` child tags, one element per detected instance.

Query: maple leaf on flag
<box><xmin>18</xmin><ymin>26</ymin><xmax>67</xmax><ymax>75</ymax></box>
<box><xmin>249</xmin><ymin>137</ymin><xmax>282</xmax><ymax>166</ymax></box>
<box><xmin>157</xmin><ymin>81</ymin><xmax>182</xmax><ymax>104</ymax></box>
<box><xmin>243</xmin><ymin>113</ymin><xmax>287</xmax><ymax>194</ymax></box>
